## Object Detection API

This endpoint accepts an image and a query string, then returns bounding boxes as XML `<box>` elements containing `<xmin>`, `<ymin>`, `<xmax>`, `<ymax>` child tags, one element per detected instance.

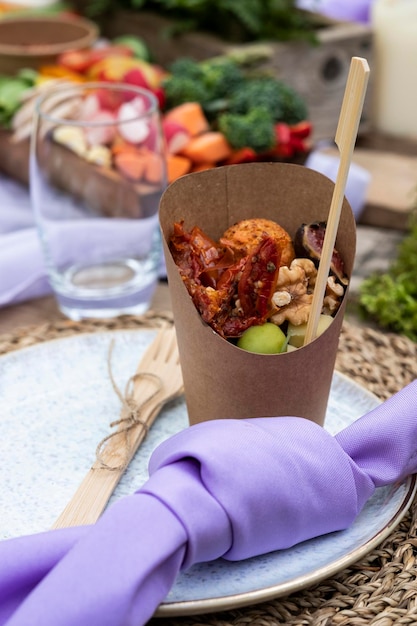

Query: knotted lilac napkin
<box><xmin>0</xmin><ymin>380</ymin><xmax>416</xmax><ymax>626</ymax></box>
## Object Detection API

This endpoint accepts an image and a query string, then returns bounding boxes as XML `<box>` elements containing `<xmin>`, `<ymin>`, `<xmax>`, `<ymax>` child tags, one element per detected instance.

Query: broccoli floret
<box><xmin>275</xmin><ymin>82</ymin><xmax>309</xmax><ymax>125</ymax></box>
<box><xmin>163</xmin><ymin>75</ymin><xmax>211</xmax><ymax>110</ymax></box>
<box><xmin>163</xmin><ymin>58</ymin><xmax>211</xmax><ymax>109</ymax></box>
<box><xmin>229</xmin><ymin>77</ymin><xmax>308</xmax><ymax>125</ymax></box>
<box><xmin>167</xmin><ymin>57</ymin><xmax>206</xmax><ymax>82</ymax></box>
<box><xmin>218</xmin><ymin>107</ymin><xmax>276</xmax><ymax>153</ymax></box>
<box><xmin>162</xmin><ymin>56</ymin><xmax>308</xmax><ymax>135</ymax></box>
<box><xmin>163</xmin><ymin>56</ymin><xmax>246</xmax><ymax>113</ymax></box>
<box><xmin>199</xmin><ymin>57</ymin><xmax>246</xmax><ymax>100</ymax></box>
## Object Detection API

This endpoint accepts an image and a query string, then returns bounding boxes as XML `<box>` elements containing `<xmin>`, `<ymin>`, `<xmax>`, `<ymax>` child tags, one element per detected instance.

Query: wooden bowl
<box><xmin>0</xmin><ymin>14</ymin><xmax>99</xmax><ymax>75</ymax></box>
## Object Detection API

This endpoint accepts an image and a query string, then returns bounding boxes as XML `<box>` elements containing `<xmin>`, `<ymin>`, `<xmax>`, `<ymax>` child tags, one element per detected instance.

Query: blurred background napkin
<box><xmin>0</xmin><ymin>173</ymin><xmax>166</xmax><ymax>308</ymax></box>
<box><xmin>0</xmin><ymin>379</ymin><xmax>416</xmax><ymax>626</ymax></box>
<box><xmin>304</xmin><ymin>147</ymin><xmax>371</xmax><ymax>220</ymax></box>
<box><xmin>296</xmin><ymin>0</ymin><xmax>373</xmax><ymax>23</ymax></box>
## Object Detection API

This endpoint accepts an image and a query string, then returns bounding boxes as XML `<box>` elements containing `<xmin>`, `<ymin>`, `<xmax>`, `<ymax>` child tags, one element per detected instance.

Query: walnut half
<box><xmin>323</xmin><ymin>275</ymin><xmax>345</xmax><ymax>315</ymax></box>
<box><xmin>270</xmin><ymin>258</ymin><xmax>347</xmax><ymax>326</ymax></box>
<box><xmin>270</xmin><ymin>258</ymin><xmax>317</xmax><ymax>326</ymax></box>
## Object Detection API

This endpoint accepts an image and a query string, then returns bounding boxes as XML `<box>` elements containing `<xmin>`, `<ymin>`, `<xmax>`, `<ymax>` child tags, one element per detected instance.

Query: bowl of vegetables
<box><xmin>0</xmin><ymin>14</ymin><xmax>98</xmax><ymax>75</ymax></box>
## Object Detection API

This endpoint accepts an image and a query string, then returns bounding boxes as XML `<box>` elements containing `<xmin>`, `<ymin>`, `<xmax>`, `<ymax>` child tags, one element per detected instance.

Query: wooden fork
<box><xmin>52</xmin><ymin>325</ymin><xmax>184</xmax><ymax>528</ymax></box>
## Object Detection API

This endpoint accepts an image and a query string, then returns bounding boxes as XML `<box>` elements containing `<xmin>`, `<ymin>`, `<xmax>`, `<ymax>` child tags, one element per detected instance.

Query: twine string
<box><xmin>95</xmin><ymin>340</ymin><xmax>163</xmax><ymax>471</ymax></box>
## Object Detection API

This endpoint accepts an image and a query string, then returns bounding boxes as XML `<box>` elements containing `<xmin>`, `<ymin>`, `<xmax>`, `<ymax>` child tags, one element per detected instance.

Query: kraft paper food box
<box><xmin>159</xmin><ymin>162</ymin><xmax>356</xmax><ymax>427</ymax></box>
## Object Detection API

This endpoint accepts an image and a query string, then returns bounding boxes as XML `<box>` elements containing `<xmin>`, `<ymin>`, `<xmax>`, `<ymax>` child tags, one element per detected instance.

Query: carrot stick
<box><xmin>114</xmin><ymin>151</ymin><xmax>147</xmax><ymax>180</ymax></box>
<box><xmin>180</xmin><ymin>132</ymin><xmax>232</xmax><ymax>164</ymax></box>
<box><xmin>164</xmin><ymin>102</ymin><xmax>210</xmax><ymax>137</ymax></box>
<box><xmin>144</xmin><ymin>152</ymin><xmax>164</xmax><ymax>184</ymax></box>
<box><xmin>167</xmin><ymin>154</ymin><xmax>192</xmax><ymax>182</ymax></box>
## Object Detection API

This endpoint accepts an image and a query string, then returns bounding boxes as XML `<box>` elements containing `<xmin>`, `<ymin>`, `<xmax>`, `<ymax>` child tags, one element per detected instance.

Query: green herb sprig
<box><xmin>359</xmin><ymin>210</ymin><xmax>417</xmax><ymax>342</ymax></box>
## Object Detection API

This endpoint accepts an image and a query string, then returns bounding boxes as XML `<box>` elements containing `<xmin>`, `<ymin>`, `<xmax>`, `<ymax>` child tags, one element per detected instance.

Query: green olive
<box><xmin>237</xmin><ymin>322</ymin><xmax>287</xmax><ymax>354</ymax></box>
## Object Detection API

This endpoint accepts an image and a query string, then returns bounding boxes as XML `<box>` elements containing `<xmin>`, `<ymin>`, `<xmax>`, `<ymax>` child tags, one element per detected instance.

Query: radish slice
<box><xmin>79</xmin><ymin>94</ymin><xmax>100</xmax><ymax>120</ymax></box>
<box><xmin>84</xmin><ymin>110</ymin><xmax>117</xmax><ymax>146</ymax></box>
<box><xmin>163</xmin><ymin>120</ymin><xmax>190</xmax><ymax>154</ymax></box>
<box><xmin>117</xmin><ymin>99</ymin><xmax>150</xmax><ymax>144</ymax></box>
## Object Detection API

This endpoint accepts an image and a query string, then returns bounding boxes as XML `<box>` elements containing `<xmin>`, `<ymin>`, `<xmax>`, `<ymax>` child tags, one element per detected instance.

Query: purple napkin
<box><xmin>0</xmin><ymin>173</ymin><xmax>166</xmax><ymax>308</ymax></box>
<box><xmin>0</xmin><ymin>175</ymin><xmax>50</xmax><ymax>305</ymax></box>
<box><xmin>0</xmin><ymin>221</ymin><xmax>162</xmax><ymax>308</ymax></box>
<box><xmin>0</xmin><ymin>229</ymin><xmax>51</xmax><ymax>307</ymax></box>
<box><xmin>0</xmin><ymin>380</ymin><xmax>416</xmax><ymax>626</ymax></box>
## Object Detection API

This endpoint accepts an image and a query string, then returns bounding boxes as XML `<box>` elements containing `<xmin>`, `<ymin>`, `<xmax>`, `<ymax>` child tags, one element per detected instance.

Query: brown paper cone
<box><xmin>159</xmin><ymin>162</ymin><xmax>356</xmax><ymax>427</ymax></box>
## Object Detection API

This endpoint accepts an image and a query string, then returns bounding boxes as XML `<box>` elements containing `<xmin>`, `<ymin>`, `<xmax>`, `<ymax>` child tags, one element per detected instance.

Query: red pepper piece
<box><xmin>288</xmin><ymin>136</ymin><xmax>308</xmax><ymax>154</ymax></box>
<box><xmin>225</xmin><ymin>147</ymin><xmax>258</xmax><ymax>165</ymax></box>
<box><xmin>289</xmin><ymin>120</ymin><xmax>313</xmax><ymax>140</ymax></box>
<box><xmin>274</xmin><ymin>122</ymin><xmax>291</xmax><ymax>145</ymax></box>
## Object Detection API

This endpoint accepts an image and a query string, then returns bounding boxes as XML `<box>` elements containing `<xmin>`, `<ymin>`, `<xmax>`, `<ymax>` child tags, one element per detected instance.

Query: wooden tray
<box><xmin>0</xmin><ymin>128</ymin><xmax>414</xmax><ymax>229</ymax></box>
<box><xmin>0</xmin><ymin>129</ymin><xmax>161</xmax><ymax>219</ymax></box>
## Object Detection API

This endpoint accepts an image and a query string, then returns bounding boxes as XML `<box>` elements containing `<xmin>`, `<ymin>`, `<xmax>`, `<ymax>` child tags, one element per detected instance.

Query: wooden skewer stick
<box><xmin>304</xmin><ymin>56</ymin><xmax>370</xmax><ymax>345</ymax></box>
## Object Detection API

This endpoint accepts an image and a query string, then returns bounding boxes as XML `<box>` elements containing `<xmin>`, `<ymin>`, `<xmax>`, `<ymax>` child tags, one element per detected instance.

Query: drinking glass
<box><xmin>30</xmin><ymin>81</ymin><xmax>166</xmax><ymax>320</ymax></box>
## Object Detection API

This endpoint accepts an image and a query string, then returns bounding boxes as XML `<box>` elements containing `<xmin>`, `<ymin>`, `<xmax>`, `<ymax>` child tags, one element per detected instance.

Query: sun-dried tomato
<box><xmin>237</xmin><ymin>237</ymin><xmax>280</xmax><ymax>319</ymax></box>
<box><xmin>169</xmin><ymin>221</ymin><xmax>235</xmax><ymax>288</ymax></box>
<box><xmin>170</xmin><ymin>222</ymin><xmax>281</xmax><ymax>338</ymax></box>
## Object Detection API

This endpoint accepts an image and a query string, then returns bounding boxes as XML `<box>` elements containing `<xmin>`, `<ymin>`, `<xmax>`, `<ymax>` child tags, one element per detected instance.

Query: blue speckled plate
<box><xmin>0</xmin><ymin>330</ymin><xmax>415</xmax><ymax>616</ymax></box>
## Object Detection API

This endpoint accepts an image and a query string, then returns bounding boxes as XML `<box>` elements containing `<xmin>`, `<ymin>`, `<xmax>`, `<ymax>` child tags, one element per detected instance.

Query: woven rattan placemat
<box><xmin>1</xmin><ymin>313</ymin><xmax>417</xmax><ymax>625</ymax></box>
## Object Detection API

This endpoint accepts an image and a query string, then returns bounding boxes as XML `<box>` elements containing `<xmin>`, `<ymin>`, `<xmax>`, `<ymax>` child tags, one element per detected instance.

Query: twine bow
<box><xmin>95</xmin><ymin>340</ymin><xmax>163</xmax><ymax>471</ymax></box>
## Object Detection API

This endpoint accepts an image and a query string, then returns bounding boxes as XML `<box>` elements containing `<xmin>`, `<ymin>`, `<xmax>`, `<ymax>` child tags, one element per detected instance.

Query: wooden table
<box><xmin>315</xmin><ymin>132</ymin><xmax>417</xmax><ymax>230</ymax></box>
